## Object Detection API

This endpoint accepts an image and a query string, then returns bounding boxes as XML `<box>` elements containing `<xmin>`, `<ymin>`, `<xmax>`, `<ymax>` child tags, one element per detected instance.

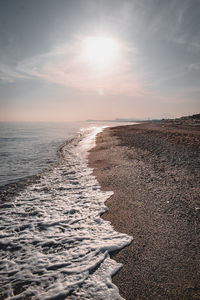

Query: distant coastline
<box><xmin>87</xmin><ymin>118</ymin><xmax>152</xmax><ymax>122</ymax></box>
<box><xmin>87</xmin><ymin>113</ymin><xmax>200</xmax><ymax>124</ymax></box>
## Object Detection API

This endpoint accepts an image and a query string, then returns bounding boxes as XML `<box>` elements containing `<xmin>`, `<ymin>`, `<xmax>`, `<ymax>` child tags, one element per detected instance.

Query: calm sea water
<box><xmin>0</xmin><ymin>122</ymin><xmax>132</xmax><ymax>299</ymax></box>
<box><xmin>0</xmin><ymin>122</ymin><xmax>86</xmax><ymax>187</ymax></box>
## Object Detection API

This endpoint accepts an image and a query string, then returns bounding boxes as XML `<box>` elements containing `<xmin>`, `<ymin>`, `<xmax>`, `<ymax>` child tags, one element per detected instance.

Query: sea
<box><xmin>0</xmin><ymin>122</ymin><xmax>132</xmax><ymax>300</ymax></box>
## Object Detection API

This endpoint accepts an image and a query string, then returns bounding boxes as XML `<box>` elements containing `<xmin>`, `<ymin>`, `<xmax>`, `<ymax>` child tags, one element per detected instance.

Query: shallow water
<box><xmin>0</xmin><ymin>126</ymin><xmax>132</xmax><ymax>300</ymax></box>
<box><xmin>0</xmin><ymin>122</ymin><xmax>85</xmax><ymax>187</ymax></box>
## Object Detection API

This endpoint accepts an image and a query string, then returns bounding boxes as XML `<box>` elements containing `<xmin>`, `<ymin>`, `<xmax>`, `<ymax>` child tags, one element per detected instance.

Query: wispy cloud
<box><xmin>0</xmin><ymin>63</ymin><xmax>29</xmax><ymax>82</ymax></box>
<box><xmin>0</xmin><ymin>37</ymin><xmax>146</xmax><ymax>97</ymax></box>
<box><xmin>188</xmin><ymin>63</ymin><xmax>200</xmax><ymax>70</ymax></box>
<box><xmin>24</xmin><ymin>40</ymin><xmax>145</xmax><ymax>97</ymax></box>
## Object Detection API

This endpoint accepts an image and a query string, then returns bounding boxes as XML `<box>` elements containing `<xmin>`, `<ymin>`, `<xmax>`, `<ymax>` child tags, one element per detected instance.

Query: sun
<box><xmin>83</xmin><ymin>36</ymin><xmax>118</xmax><ymax>70</ymax></box>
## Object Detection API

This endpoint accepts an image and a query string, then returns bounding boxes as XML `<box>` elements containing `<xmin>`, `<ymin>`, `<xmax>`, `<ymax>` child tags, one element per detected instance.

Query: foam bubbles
<box><xmin>0</xmin><ymin>127</ymin><xmax>132</xmax><ymax>299</ymax></box>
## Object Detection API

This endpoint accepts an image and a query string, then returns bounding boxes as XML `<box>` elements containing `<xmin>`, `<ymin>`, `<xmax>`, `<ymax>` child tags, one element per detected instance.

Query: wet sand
<box><xmin>89</xmin><ymin>122</ymin><xmax>200</xmax><ymax>300</ymax></box>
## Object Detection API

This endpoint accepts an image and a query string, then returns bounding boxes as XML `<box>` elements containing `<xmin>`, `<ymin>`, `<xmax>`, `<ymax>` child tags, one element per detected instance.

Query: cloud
<box><xmin>0</xmin><ymin>36</ymin><xmax>146</xmax><ymax>97</ymax></box>
<box><xmin>0</xmin><ymin>63</ymin><xmax>29</xmax><ymax>82</ymax></box>
<box><xmin>188</xmin><ymin>63</ymin><xmax>200</xmax><ymax>70</ymax></box>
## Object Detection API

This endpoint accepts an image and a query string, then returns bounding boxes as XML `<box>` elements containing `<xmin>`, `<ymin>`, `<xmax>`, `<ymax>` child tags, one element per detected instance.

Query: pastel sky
<box><xmin>0</xmin><ymin>0</ymin><xmax>200</xmax><ymax>121</ymax></box>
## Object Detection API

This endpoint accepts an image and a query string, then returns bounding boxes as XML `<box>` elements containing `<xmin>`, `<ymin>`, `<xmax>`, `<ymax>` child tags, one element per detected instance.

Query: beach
<box><xmin>89</xmin><ymin>121</ymin><xmax>200</xmax><ymax>300</ymax></box>
<box><xmin>0</xmin><ymin>126</ymin><xmax>132</xmax><ymax>300</ymax></box>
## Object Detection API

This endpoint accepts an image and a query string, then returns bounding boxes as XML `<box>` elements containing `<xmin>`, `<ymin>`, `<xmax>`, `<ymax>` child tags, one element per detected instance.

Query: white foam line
<box><xmin>0</xmin><ymin>125</ymin><xmax>132</xmax><ymax>300</ymax></box>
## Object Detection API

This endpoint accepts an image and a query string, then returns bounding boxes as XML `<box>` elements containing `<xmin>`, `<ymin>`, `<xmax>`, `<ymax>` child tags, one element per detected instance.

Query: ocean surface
<box><xmin>0</xmin><ymin>122</ymin><xmax>87</xmax><ymax>187</ymax></box>
<box><xmin>0</xmin><ymin>122</ymin><xmax>132</xmax><ymax>300</ymax></box>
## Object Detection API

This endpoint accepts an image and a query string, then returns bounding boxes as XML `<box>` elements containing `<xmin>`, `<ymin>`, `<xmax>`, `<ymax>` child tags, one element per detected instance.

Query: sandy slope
<box><xmin>89</xmin><ymin>122</ymin><xmax>200</xmax><ymax>300</ymax></box>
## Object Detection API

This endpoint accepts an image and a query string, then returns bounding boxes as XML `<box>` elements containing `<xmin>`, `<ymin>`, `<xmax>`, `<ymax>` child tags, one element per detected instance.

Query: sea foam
<box><xmin>0</xmin><ymin>126</ymin><xmax>132</xmax><ymax>300</ymax></box>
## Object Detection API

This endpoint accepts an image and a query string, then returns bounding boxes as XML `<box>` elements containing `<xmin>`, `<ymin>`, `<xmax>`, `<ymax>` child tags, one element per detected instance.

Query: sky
<box><xmin>0</xmin><ymin>0</ymin><xmax>200</xmax><ymax>121</ymax></box>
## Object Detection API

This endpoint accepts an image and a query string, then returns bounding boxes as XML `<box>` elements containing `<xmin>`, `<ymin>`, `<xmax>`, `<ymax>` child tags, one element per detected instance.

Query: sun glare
<box><xmin>83</xmin><ymin>36</ymin><xmax>118</xmax><ymax>70</ymax></box>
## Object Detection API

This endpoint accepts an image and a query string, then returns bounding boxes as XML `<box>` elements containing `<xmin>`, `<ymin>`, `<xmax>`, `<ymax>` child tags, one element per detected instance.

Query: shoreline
<box><xmin>0</xmin><ymin>126</ymin><xmax>133</xmax><ymax>299</ymax></box>
<box><xmin>0</xmin><ymin>137</ymin><xmax>77</xmax><ymax>203</ymax></box>
<box><xmin>89</xmin><ymin>121</ymin><xmax>200</xmax><ymax>300</ymax></box>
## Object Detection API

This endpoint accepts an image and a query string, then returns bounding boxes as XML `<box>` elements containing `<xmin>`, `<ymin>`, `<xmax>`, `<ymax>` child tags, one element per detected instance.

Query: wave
<box><xmin>0</xmin><ymin>126</ymin><xmax>132</xmax><ymax>300</ymax></box>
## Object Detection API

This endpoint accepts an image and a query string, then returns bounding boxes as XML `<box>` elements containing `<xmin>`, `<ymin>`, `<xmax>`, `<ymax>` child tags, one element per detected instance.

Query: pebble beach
<box><xmin>89</xmin><ymin>120</ymin><xmax>200</xmax><ymax>300</ymax></box>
